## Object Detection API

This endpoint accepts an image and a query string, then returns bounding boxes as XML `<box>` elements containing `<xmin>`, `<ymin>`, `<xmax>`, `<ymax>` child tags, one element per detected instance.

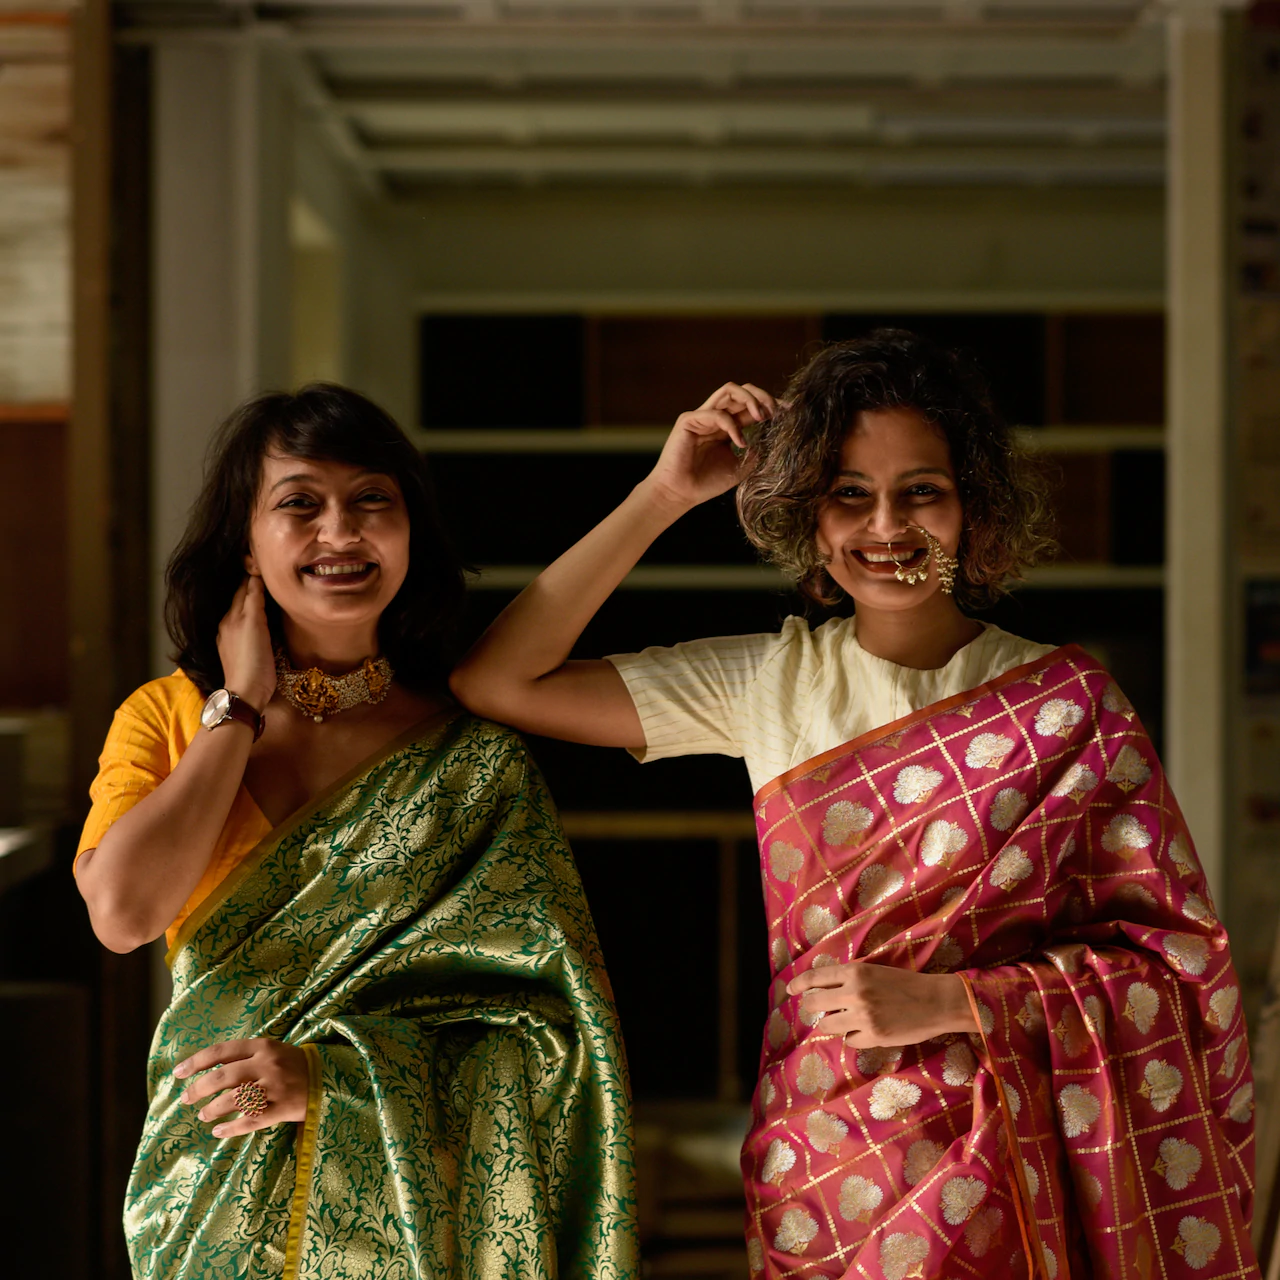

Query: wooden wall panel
<box><xmin>590</xmin><ymin>315</ymin><xmax>821</xmax><ymax>425</ymax></box>
<box><xmin>0</xmin><ymin>407</ymin><xmax>67</xmax><ymax>706</ymax></box>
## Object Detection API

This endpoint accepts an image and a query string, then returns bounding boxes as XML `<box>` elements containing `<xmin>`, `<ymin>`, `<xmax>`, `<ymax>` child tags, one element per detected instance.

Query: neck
<box><xmin>280</xmin><ymin>617</ymin><xmax>382</xmax><ymax>676</ymax></box>
<box><xmin>852</xmin><ymin>595</ymin><xmax>983</xmax><ymax>670</ymax></box>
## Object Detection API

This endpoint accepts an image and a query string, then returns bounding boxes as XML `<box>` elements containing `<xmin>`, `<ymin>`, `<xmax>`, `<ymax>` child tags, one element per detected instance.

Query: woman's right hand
<box><xmin>216</xmin><ymin>576</ymin><xmax>276</xmax><ymax>712</ymax></box>
<box><xmin>643</xmin><ymin>382</ymin><xmax>779</xmax><ymax>511</ymax></box>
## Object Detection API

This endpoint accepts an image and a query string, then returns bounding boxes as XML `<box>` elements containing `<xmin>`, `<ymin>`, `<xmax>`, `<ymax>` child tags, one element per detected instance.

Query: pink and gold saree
<box><xmin>744</xmin><ymin>646</ymin><xmax>1259</xmax><ymax>1280</ymax></box>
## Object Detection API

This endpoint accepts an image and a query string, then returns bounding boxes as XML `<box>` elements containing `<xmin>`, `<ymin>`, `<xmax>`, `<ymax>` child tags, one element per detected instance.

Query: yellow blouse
<box><xmin>75</xmin><ymin>672</ymin><xmax>274</xmax><ymax>948</ymax></box>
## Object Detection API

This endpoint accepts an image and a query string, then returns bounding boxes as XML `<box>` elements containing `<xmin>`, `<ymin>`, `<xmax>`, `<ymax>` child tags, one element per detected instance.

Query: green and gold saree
<box><xmin>125</xmin><ymin>712</ymin><xmax>637</xmax><ymax>1280</ymax></box>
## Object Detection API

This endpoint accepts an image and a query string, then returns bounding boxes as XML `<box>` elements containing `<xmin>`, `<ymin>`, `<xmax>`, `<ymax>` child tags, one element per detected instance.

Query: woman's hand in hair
<box><xmin>217</xmin><ymin>576</ymin><xmax>277</xmax><ymax>712</ymax></box>
<box><xmin>175</xmin><ymin>1037</ymin><xmax>310</xmax><ymax>1137</ymax></box>
<box><xmin>787</xmin><ymin>961</ymin><xmax>978</xmax><ymax>1048</ymax></box>
<box><xmin>643</xmin><ymin>382</ymin><xmax>778</xmax><ymax>512</ymax></box>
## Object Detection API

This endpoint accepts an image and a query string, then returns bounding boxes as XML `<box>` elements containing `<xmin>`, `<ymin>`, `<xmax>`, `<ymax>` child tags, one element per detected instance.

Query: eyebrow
<box><xmin>268</xmin><ymin>468</ymin><xmax>391</xmax><ymax>492</ymax></box>
<box><xmin>837</xmin><ymin>467</ymin><xmax>953</xmax><ymax>482</ymax></box>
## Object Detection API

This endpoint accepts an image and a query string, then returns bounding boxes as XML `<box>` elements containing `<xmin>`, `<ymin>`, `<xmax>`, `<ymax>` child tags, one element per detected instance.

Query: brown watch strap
<box><xmin>221</xmin><ymin>693</ymin><xmax>265</xmax><ymax>742</ymax></box>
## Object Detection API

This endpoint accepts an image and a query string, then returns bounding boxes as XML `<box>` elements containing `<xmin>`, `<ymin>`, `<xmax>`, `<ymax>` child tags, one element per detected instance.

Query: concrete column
<box><xmin>1164</xmin><ymin>0</ymin><xmax>1243</xmax><ymax>903</ymax></box>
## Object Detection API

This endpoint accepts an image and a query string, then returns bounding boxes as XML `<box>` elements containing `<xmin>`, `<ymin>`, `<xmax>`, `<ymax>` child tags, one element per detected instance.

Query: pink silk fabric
<box><xmin>744</xmin><ymin>646</ymin><xmax>1260</xmax><ymax>1280</ymax></box>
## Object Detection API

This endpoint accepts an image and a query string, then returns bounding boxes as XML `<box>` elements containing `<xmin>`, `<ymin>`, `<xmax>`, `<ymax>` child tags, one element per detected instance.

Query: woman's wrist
<box><xmin>631</xmin><ymin>473</ymin><xmax>699</xmax><ymax>525</ymax></box>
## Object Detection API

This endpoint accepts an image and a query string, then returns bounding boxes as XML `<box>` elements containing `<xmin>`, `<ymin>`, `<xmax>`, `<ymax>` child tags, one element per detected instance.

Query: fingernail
<box><xmin>180</xmin><ymin>1091</ymin><xmax>189</xmax><ymax>1104</ymax></box>
<box><xmin>212</xmin><ymin>1125</ymin><xmax>226</xmax><ymax>1137</ymax></box>
<box><xmin>174</xmin><ymin>1064</ymin><xmax>188</xmax><ymax>1077</ymax></box>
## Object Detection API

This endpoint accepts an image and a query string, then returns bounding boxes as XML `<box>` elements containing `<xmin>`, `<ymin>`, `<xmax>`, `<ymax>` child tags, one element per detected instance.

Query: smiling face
<box><xmin>245</xmin><ymin>453</ymin><xmax>411</xmax><ymax>648</ymax></box>
<box><xmin>815</xmin><ymin>406</ymin><xmax>963</xmax><ymax>611</ymax></box>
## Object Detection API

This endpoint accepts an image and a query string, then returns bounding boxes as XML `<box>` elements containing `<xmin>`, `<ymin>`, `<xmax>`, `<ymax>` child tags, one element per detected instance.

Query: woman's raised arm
<box><xmin>75</xmin><ymin>577</ymin><xmax>277</xmax><ymax>953</ymax></box>
<box><xmin>448</xmin><ymin>382</ymin><xmax>775</xmax><ymax>746</ymax></box>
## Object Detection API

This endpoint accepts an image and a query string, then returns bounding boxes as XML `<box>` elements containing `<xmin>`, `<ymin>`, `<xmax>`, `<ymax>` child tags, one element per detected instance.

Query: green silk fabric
<box><xmin>125</xmin><ymin>713</ymin><xmax>638</xmax><ymax>1279</ymax></box>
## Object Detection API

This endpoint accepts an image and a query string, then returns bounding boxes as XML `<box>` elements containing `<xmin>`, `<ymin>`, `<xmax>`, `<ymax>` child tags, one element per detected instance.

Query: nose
<box><xmin>316</xmin><ymin>500</ymin><xmax>361</xmax><ymax>547</ymax></box>
<box><xmin>863</xmin><ymin>492</ymin><xmax>913</xmax><ymax>543</ymax></box>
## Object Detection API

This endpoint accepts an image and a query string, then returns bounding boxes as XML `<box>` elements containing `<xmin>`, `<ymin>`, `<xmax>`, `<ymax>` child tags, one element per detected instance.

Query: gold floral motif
<box><xmin>856</xmin><ymin>1045</ymin><xmax>903</xmax><ymax>1077</ymax></box>
<box><xmin>903</xmin><ymin>1139</ymin><xmax>944</xmax><ymax>1186</ymax></box>
<box><xmin>1053</xmin><ymin>1007</ymin><xmax>1090</xmax><ymax>1057</ymax></box>
<box><xmin>1016</xmin><ymin>992</ymin><xmax>1047</xmax><ymax>1035</ymax></box>
<box><xmin>838</xmin><ymin>1174</ymin><xmax>883</xmax><ymax>1223</ymax></box>
<box><xmin>869</xmin><ymin>1076</ymin><xmax>922</xmax><ymax>1121</ymax></box>
<box><xmin>1107</xmin><ymin>745</ymin><xmax>1152</xmax><ymax>794</ymax></box>
<box><xmin>1208</xmin><ymin>983</ymin><xmax>1239</xmax><ymax>1034</ymax></box>
<box><xmin>1163</xmin><ymin>933</ymin><xmax>1209</xmax><ymax>976</ymax></box>
<box><xmin>880</xmin><ymin>1231</ymin><xmax>930</xmax><ymax>1280</ymax></box>
<box><xmin>1057</xmin><ymin>1083</ymin><xmax>1101</xmax><ymax>1137</ymax></box>
<box><xmin>974</xmin><ymin>1000</ymin><xmax>995</xmax><ymax>1034</ymax></box>
<box><xmin>1154</xmin><ymin>1136</ymin><xmax>1200</xmax><ymax>1189</ymax></box>
<box><xmin>940</xmin><ymin>1175</ymin><xmax>986</xmax><ymax>1225</ymax></box>
<box><xmin>1172</xmin><ymin>1216</ymin><xmax>1221</xmax><ymax>1269</ymax></box>
<box><xmin>1082</xmin><ymin>995</ymin><xmax>1105</xmax><ymax>1038</ymax></box>
<box><xmin>768</xmin><ymin>1009</ymin><xmax>790</xmax><ymax>1050</ymax></box>
<box><xmin>894</xmin><ymin>764</ymin><xmax>944</xmax><ymax>805</ymax></box>
<box><xmin>1102</xmin><ymin>682</ymin><xmax>1135</xmax><ymax>719</ymax></box>
<box><xmin>1077</xmin><ymin>1171</ymin><xmax>1103</xmax><ymax>1208</ymax></box>
<box><xmin>746</xmin><ymin>1237</ymin><xmax>765</xmax><ymax>1273</ymax></box>
<box><xmin>1051</xmin><ymin>763</ymin><xmax>1099</xmax><ymax>802</ymax></box>
<box><xmin>1167</xmin><ymin>833</ymin><xmax>1197</xmax><ymax>878</ymax></box>
<box><xmin>1101</xmin><ymin>813</ymin><xmax>1153</xmax><ymax>857</ymax></box>
<box><xmin>1123</xmin><ymin>982</ymin><xmax>1160</xmax><ymax>1034</ymax></box>
<box><xmin>795</xmin><ymin>1052</ymin><xmax>835</xmax><ymax>1096</ymax></box>
<box><xmin>991</xmin><ymin>845</ymin><xmax>1034</xmax><ymax>891</ymax></box>
<box><xmin>769</xmin><ymin>841</ymin><xmax>805</xmax><ymax>882</ymax></box>
<box><xmin>1022</xmin><ymin>1159</ymin><xmax>1041</xmax><ymax>1199</ymax></box>
<box><xmin>1182</xmin><ymin>893</ymin><xmax>1215</xmax><ymax>924</ymax></box>
<box><xmin>805</xmin><ymin>1110</ymin><xmax>849</xmax><ymax>1153</ymax></box>
<box><xmin>801</xmin><ymin>904</ymin><xmax>839</xmax><ymax>945</ymax></box>
<box><xmin>952</xmin><ymin>701</ymin><xmax>978</xmax><ymax>718</ymax></box>
<box><xmin>965</xmin><ymin>733</ymin><xmax>1015</xmax><ymax>769</ymax></box>
<box><xmin>1116</xmin><ymin>882</ymin><xmax>1158</xmax><ymax>912</ymax></box>
<box><xmin>1003</xmin><ymin>1081</ymin><xmax>1023</xmax><ymax>1118</ymax></box>
<box><xmin>858</xmin><ymin>863</ymin><xmax>905</xmax><ymax>908</ymax></box>
<box><xmin>1034</xmin><ymin>698</ymin><xmax>1085</xmax><ymax>738</ymax></box>
<box><xmin>1221</xmin><ymin>1036</ymin><xmax>1245</xmax><ymax>1079</ymax></box>
<box><xmin>863</xmin><ymin>919</ymin><xmax>898</xmax><ymax>953</ymax></box>
<box><xmin>926</xmin><ymin>935</ymin><xmax>964</xmax><ymax>972</ymax></box>
<box><xmin>761</xmin><ymin>1074</ymin><xmax>777</xmax><ymax>1106</ymax></box>
<box><xmin>1138</xmin><ymin>1060</ymin><xmax>1183</xmax><ymax>1113</ymax></box>
<box><xmin>1042</xmin><ymin>1245</ymin><xmax>1060</xmax><ymax>1278</ymax></box>
<box><xmin>920</xmin><ymin>819</ymin><xmax>968</xmax><ymax>867</ymax></box>
<box><xmin>1025</xmin><ymin>671</ymin><xmax>1046</xmax><ymax>686</ymax></box>
<box><xmin>770</xmin><ymin>937</ymin><xmax>789</xmax><ymax>972</ymax></box>
<box><xmin>964</xmin><ymin>1207</ymin><xmax>1003</xmax><ymax>1257</ymax></box>
<box><xmin>989</xmin><ymin>788</ymin><xmax>1029</xmax><ymax>832</ymax></box>
<box><xmin>772</xmin><ymin>1207</ymin><xmax>818</xmax><ymax>1254</ymax></box>
<box><xmin>1229</xmin><ymin>1084</ymin><xmax>1254</xmax><ymax>1123</ymax></box>
<box><xmin>483</xmin><ymin>862</ymin><xmax>527</xmax><ymax>894</ymax></box>
<box><xmin>822</xmin><ymin>800</ymin><xmax>874</xmax><ymax>847</ymax></box>
<box><xmin>761</xmin><ymin>1138</ymin><xmax>797</xmax><ymax>1185</ymax></box>
<box><xmin>942</xmin><ymin>1041</ymin><xmax>977</xmax><ymax>1086</ymax></box>
<box><xmin>1056</xmin><ymin>833</ymin><xmax>1077</xmax><ymax>868</ymax></box>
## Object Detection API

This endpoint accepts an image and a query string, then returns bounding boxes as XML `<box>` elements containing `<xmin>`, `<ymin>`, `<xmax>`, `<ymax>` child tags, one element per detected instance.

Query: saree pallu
<box><xmin>745</xmin><ymin>646</ymin><xmax>1260</xmax><ymax>1280</ymax></box>
<box><xmin>125</xmin><ymin>712</ymin><xmax>637</xmax><ymax>1280</ymax></box>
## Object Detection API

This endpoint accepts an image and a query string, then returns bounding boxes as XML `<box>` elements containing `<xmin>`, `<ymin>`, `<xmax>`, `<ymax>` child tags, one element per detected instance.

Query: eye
<box><xmin>906</xmin><ymin>484</ymin><xmax>941</xmax><ymax>498</ymax></box>
<box><xmin>277</xmin><ymin>494</ymin><xmax>318</xmax><ymax>510</ymax></box>
<box><xmin>356</xmin><ymin>490</ymin><xmax>393</xmax><ymax>504</ymax></box>
<box><xmin>831</xmin><ymin>484</ymin><xmax>871</xmax><ymax>501</ymax></box>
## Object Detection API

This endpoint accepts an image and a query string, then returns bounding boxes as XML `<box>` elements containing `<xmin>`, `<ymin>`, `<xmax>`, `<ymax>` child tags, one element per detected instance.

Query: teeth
<box><xmin>861</xmin><ymin>549</ymin><xmax>919</xmax><ymax>565</ymax></box>
<box><xmin>311</xmin><ymin>563</ymin><xmax>368</xmax><ymax>576</ymax></box>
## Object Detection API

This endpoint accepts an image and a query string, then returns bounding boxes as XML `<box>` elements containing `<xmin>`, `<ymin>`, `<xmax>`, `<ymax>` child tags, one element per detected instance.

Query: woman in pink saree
<box><xmin>450</xmin><ymin>330</ymin><xmax>1260</xmax><ymax>1280</ymax></box>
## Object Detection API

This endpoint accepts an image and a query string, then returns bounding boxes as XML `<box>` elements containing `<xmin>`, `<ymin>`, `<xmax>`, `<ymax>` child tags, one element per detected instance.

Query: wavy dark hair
<box><xmin>166</xmin><ymin>384</ymin><xmax>467</xmax><ymax>696</ymax></box>
<box><xmin>736</xmin><ymin>329</ymin><xmax>1057</xmax><ymax>610</ymax></box>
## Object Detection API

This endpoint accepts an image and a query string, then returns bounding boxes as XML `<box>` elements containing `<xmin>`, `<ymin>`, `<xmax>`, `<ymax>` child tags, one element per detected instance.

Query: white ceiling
<box><xmin>116</xmin><ymin>0</ymin><xmax>1183</xmax><ymax>193</ymax></box>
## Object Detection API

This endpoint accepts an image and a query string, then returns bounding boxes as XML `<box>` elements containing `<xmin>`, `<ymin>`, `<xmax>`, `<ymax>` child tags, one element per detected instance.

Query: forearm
<box><xmin>452</xmin><ymin>478</ymin><xmax>688</xmax><ymax>707</ymax></box>
<box><xmin>77</xmin><ymin>722</ymin><xmax>254</xmax><ymax>951</ymax></box>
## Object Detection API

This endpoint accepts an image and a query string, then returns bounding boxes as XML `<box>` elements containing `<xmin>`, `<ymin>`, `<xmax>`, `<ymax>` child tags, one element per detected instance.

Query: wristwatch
<box><xmin>200</xmin><ymin>689</ymin><xmax>265</xmax><ymax>742</ymax></box>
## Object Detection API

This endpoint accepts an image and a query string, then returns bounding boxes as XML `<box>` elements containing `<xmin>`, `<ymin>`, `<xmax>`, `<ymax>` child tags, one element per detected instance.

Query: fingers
<box><xmin>699</xmin><ymin>381</ymin><xmax>775</xmax><ymax>423</ymax></box>
<box><xmin>674</xmin><ymin>408</ymin><xmax>749</xmax><ymax>451</ymax></box>
<box><xmin>787</xmin><ymin>965</ymin><xmax>851</xmax><ymax>995</ymax></box>
<box><xmin>174</xmin><ymin>1039</ymin><xmax>256</xmax><ymax>1082</ymax></box>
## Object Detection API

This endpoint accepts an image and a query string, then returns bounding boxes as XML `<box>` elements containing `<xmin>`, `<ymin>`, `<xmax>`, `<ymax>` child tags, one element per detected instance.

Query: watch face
<box><xmin>201</xmin><ymin>688</ymin><xmax>231</xmax><ymax>729</ymax></box>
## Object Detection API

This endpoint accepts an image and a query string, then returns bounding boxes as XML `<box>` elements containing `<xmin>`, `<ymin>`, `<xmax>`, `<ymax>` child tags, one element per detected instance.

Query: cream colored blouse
<box><xmin>606</xmin><ymin>617</ymin><xmax>1057</xmax><ymax>796</ymax></box>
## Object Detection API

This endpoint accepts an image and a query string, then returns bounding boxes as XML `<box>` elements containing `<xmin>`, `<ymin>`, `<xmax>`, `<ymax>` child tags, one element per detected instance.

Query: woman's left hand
<box><xmin>174</xmin><ymin>1037</ymin><xmax>310</xmax><ymax>1137</ymax></box>
<box><xmin>787</xmin><ymin>962</ymin><xmax>978</xmax><ymax>1048</ymax></box>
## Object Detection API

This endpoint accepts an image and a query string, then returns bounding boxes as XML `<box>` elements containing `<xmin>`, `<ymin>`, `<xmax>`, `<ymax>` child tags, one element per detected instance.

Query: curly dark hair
<box><xmin>735</xmin><ymin>329</ymin><xmax>1056</xmax><ymax>609</ymax></box>
<box><xmin>165</xmin><ymin>384</ymin><xmax>467</xmax><ymax>696</ymax></box>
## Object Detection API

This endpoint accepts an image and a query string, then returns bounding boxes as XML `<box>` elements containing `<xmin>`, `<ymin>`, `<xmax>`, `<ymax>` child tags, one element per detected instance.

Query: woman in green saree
<box><xmin>73</xmin><ymin>386</ymin><xmax>636</xmax><ymax>1280</ymax></box>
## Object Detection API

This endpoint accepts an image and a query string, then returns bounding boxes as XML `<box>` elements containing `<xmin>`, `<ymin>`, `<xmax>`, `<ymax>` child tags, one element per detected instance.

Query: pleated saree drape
<box><xmin>745</xmin><ymin>647</ymin><xmax>1259</xmax><ymax>1280</ymax></box>
<box><xmin>125</xmin><ymin>712</ymin><xmax>637</xmax><ymax>1280</ymax></box>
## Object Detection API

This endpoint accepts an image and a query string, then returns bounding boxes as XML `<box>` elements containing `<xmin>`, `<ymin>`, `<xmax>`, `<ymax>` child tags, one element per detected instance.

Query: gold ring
<box><xmin>232</xmin><ymin>1080</ymin><xmax>269</xmax><ymax>1119</ymax></box>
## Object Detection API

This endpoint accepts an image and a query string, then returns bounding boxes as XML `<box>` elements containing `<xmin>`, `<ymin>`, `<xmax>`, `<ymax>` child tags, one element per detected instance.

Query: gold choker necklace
<box><xmin>274</xmin><ymin>649</ymin><xmax>393</xmax><ymax>722</ymax></box>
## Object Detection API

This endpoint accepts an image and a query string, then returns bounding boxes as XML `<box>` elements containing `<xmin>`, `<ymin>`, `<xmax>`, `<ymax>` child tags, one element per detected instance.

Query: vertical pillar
<box><xmin>1164</xmin><ymin>0</ymin><xmax>1241</xmax><ymax>903</ymax></box>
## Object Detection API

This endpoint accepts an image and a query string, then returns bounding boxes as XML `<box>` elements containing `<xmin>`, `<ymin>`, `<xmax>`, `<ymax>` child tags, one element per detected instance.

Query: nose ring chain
<box><xmin>892</xmin><ymin>526</ymin><xmax>958</xmax><ymax>595</ymax></box>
